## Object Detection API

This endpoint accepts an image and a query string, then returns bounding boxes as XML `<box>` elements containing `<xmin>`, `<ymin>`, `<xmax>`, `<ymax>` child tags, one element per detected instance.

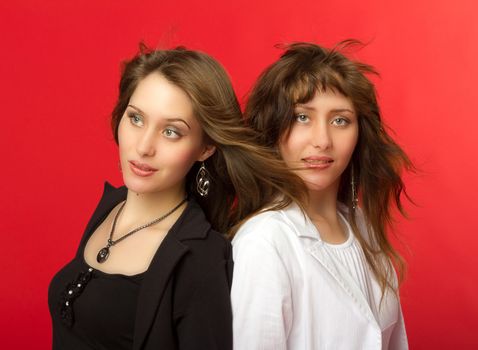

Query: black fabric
<box><xmin>49</xmin><ymin>258</ymin><xmax>143</xmax><ymax>349</ymax></box>
<box><xmin>49</xmin><ymin>182</ymin><xmax>233</xmax><ymax>350</ymax></box>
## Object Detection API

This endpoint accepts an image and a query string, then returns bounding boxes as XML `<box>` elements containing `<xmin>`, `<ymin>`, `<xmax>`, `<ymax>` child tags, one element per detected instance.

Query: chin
<box><xmin>302</xmin><ymin>177</ymin><xmax>337</xmax><ymax>192</ymax></box>
<box><xmin>305</xmin><ymin>184</ymin><xmax>329</xmax><ymax>192</ymax></box>
<box><xmin>304</xmin><ymin>176</ymin><xmax>342</xmax><ymax>194</ymax></box>
<box><xmin>123</xmin><ymin>176</ymin><xmax>157</xmax><ymax>194</ymax></box>
<box><xmin>302</xmin><ymin>178</ymin><xmax>329</xmax><ymax>191</ymax></box>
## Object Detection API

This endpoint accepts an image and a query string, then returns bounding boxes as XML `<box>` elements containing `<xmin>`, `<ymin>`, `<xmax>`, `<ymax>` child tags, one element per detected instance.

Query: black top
<box><xmin>49</xmin><ymin>257</ymin><xmax>143</xmax><ymax>349</ymax></box>
<box><xmin>48</xmin><ymin>183</ymin><xmax>233</xmax><ymax>350</ymax></box>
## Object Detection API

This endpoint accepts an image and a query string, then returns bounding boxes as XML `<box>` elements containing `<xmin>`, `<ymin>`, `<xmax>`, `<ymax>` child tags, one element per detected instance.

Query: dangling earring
<box><xmin>351</xmin><ymin>165</ymin><xmax>358</xmax><ymax>210</ymax></box>
<box><xmin>196</xmin><ymin>162</ymin><xmax>210</xmax><ymax>197</ymax></box>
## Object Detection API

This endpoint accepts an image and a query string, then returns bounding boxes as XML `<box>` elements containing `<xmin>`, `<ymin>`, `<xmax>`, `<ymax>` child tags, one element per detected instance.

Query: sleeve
<box><xmin>388</xmin><ymin>302</ymin><xmax>409</xmax><ymax>350</ymax></box>
<box><xmin>231</xmin><ymin>229</ymin><xmax>293</xmax><ymax>350</ymax></box>
<box><xmin>386</xmin><ymin>261</ymin><xmax>408</xmax><ymax>350</ymax></box>
<box><xmin>175</xmin><ymin>245</ymin><xmax>233</xmax><ymax>350</ymax></box>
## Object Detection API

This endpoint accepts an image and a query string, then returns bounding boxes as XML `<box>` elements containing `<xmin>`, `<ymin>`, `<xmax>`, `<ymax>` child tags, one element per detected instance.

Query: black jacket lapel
<box><xmin>132</xmin><ymin>236</ymin><xmax>188</xmax><ymax>350</ymax></box>
<box><xmin>133</xmin><ymin>199</ymin><xmax>211</xmax><ymax>350</ymax></box>
<box><xmin>75</xmin><ymin>182</ymin><xmax>127</xmax><ymax>259</ymax></box>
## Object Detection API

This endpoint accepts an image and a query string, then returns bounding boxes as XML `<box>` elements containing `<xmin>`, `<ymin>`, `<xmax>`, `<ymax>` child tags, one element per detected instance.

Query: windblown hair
<box><xmin>111</xmin><ymin>45</ymin><xmax>306</xmax><ymax>234</ymax></box>
<box><xmin>245</xmin><ymin>40</ymin><xmax>414</xmax><ymax>293</ymax></box>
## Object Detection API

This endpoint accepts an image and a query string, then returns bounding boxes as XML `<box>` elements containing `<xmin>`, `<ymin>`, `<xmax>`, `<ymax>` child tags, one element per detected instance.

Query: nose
<box><xmin>312</xmin><ymin>123</ymin><xmax>331</xmax><ymax>150</ymax></box>
<box><xmin>136</xmin><ymin>129</ymin><xmax>156</xmax><ymax>157</ymax></box>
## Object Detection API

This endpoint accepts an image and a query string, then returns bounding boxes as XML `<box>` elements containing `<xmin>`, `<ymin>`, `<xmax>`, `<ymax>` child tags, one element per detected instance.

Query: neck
<box><xmin>304</xmin><ymin>182</ymin><xmax>340</xmax><ymax>224</ymax></box>
<box><xmin>121</xmin><ymin>184</ymin><xmax>187</xmax><ymax>226</ymax></box>
<box><xmin>304</xmin><ymin>181</ymin><xmax>350</xmax><ymax>244</ymax></box>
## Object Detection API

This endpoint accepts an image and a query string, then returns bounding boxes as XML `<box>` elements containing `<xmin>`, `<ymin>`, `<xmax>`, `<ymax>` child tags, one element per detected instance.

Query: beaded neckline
<box><xmin>59</xmin><ymin>267</ymin><xmax>94</xmax><ymax>328</ymax></box>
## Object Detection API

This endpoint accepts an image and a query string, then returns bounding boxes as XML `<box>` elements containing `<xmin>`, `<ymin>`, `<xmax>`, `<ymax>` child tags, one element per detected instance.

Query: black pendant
<box><xmin>96</xmin><ymin>247</ymin><xmax>110</xmax><ymax>263</ymax></box>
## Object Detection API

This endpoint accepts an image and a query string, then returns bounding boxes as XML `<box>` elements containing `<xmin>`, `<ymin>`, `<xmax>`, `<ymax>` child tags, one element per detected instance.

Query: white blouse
<box><xmin>231</xmin><ymin>203</ymin><xmax>408</xmax><ymax>350</ymax></box>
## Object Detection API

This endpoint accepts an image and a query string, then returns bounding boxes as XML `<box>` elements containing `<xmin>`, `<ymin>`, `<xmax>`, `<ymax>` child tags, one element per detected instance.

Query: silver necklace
<box><xmin>96</xmin><ymin>198</ymin><xmax>187</xmax><ymax>263</ymax></box>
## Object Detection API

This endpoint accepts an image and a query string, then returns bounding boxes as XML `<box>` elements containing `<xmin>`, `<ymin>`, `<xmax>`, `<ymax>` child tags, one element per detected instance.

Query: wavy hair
<box><xmin>245</xmin><ymin>40</ymin><xmax>414</xmax><ymax>293</ymax></box>
<box><xmin>111</xmin><ymin>45</ymin><xmax>306</xmax><ymax>234</ymax></box>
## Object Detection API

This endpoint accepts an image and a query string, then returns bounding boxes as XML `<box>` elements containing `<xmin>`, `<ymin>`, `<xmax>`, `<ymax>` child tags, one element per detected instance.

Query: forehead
<box><xmin>129</xmin><ymin>72</ymin><xmax>195</xmax><ymax>121</ymax></box>
<box><xmin>296</xmin><ymin>89</ymin><xmax>355</xmax><ymax>111</ymax></box>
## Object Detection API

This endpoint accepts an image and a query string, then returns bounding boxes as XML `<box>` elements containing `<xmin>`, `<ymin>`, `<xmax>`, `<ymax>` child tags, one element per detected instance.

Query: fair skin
<box><xmin>84</xmin><ymin>72</ymin><xmax>215</xmax><ymax>275</ymax></box>
<box><xmin>279</xmin><ymin>89</ymin><xmax>358</xmax><ymax>244</ymax></box>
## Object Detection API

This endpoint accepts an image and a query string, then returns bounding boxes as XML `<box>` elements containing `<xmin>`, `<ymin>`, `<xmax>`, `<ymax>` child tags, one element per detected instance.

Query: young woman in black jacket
<box><xmin>48</xmin><ymin>46</ymin><xmax>303</xmax><ymax>350</ymax></box>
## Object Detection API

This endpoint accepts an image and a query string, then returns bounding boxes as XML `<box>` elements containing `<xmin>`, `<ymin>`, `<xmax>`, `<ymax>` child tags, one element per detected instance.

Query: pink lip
<box><xmin>129</xmin><ymin>161</ymin><xmax>158</xmax><ymax>177</ymax></box>
<box><xmin>302</xmin><ymin>156</ymin><xmax>334</xmax><ymax>169</ymax></box>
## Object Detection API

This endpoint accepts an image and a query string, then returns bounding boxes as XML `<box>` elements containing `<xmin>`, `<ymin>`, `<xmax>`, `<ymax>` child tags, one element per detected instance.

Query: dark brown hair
<box><xmin>111</xmin><ymin>45</ymin><xmax>306</xmax><ymax>234</ymax></box>
<box><xmin>245</xmin><ymin>40</ymin><xmax>414</xmax><ymax>293</ymax></box>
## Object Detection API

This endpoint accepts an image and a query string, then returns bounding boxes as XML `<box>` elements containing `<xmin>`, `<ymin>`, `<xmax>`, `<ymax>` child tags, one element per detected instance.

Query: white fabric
<box><xmin>323</xmin><ymin>211</ymin><xmax>378</xmax><ymax>320</ymax></box>
<box><xmin>231</xmin><ymin>203</ymin><xmax>408</xmax><ymax>350</ymax></box>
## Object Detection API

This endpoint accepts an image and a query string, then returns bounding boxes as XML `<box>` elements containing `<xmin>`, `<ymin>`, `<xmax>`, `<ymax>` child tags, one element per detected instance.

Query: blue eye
<box><xmin>332</xmin><ymin>117</ymin><xmax>349</xmax><ymax>126</ymax></box>
<box><xmin>296</xmin><ymin>113</ymin><xmax>309</xmax><ymax>123</ymax></box>
<box><xmin>128</xmin><ymin>113</ymin><xmax>144</xmax><ymax>126</ymax></box>
<box><xmin>163</xmin><ymin>128</ymin><xmax>181</xmax><ymax>139</ymax></box>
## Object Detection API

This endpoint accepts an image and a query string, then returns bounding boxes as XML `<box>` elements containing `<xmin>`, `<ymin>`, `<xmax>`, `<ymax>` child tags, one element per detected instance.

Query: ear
<box><xmin>197</xmin><ymin>144</ymin><xmax>216</xmax><ymax>162</ymax></box>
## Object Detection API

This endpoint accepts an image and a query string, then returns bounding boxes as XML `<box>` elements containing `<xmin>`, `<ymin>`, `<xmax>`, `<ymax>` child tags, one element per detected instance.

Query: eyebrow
<box><xmin>295</xmin><ymin>105</ymin><xmax>355</xmax><ymax>114</ymax></box>
<box><xmin>127</xmin><ymin>104</ymin><xmax>191</xmax><ymax>129</ymax></box>
<box><xmin>330</xmin><ymin>108</ymin><xmax>355</xmax><ymax>114</ymax></box>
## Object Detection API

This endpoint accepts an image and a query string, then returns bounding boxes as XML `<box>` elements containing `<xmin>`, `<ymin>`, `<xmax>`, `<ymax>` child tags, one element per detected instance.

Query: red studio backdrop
<box><xmin>1</xmin><ymin>0</ymin><xmax>477</xmax><ymax>348</ymax></box>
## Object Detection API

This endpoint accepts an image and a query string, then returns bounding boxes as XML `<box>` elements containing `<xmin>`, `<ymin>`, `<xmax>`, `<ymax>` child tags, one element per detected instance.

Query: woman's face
<box><xmin>118</xmin><ymin>72</ymin><xmax>215</xmax><ymax>195</ymax></box>
<box><xmin>279</xmin><ymin>89</ymin><xmax>358</xmax><ymax>194</ymax></box>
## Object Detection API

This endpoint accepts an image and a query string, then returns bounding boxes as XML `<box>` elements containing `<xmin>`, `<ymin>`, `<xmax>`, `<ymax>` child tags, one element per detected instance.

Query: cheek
<box><xmin>117</xmin><ymin>121</ymin><xmax>133</xmax><ymax>157</ymax></box>
<box><xmin>338</xmin><ymin>130</ymin><xmax>359</xmax><ymax>161</ymax></box>
<box><xmin>279</xmin><ymin>129</ymin><xmax>302</xmax><ymax>161</ymax></box>
<box><xmin>278</xmin><ymin>141</ymin><xmax>293</xmax><ymax>162</ymax></box>
<box><xmin>162</xmin><ymin>142</ymin><xmax>203</xmax><ymax>170</ymax></box>
<box><xmin>175</xmin><ymin>149</ymin><xmax>199</xmax><ymax>165</ymax></box>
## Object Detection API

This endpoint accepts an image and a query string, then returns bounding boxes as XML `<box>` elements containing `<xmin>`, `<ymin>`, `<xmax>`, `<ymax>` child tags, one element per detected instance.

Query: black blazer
<box><xmin>76</xmin><ymin>183</ymin><xmax>233</xmax><ymax>350</ymax></box>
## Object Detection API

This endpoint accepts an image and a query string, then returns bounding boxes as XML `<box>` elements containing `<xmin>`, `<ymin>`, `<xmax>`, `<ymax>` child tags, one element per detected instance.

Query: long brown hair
<box><xmin>245</xmin><ymin>40</ymin><xmax>414</xmax><ymax>293</ymax></box>
<box><xmin>111</xmin><ymin>45</ymin><xmax>306</xmax><ymax>234</ymax></box>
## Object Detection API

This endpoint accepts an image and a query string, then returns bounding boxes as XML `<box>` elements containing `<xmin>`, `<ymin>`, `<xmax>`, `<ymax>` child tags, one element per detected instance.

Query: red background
<box><xmin>1</xmin><ymin>0</ymin><xmax>477</xmax><ymax>348</ymax></box>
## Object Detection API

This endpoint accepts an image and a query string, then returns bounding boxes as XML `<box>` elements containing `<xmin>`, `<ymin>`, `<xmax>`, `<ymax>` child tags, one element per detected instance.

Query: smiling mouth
<box><xmin>129</xmin><ymin>161</ymin><xmax>158</xmax><ymax>172</ymax></box>
<box><xmin>301</xmin><ymin>158</ymin><xmax>334</xmax><ymax>169</ymax></box>
<box><xmin>128</xmin><ymin>161</ymin><xmax>158</xmax><ymax>177</ymax></box>
<box><xmin>303</xmin><ymin>159</ymin><xmax>333</xmax><ymax>164</ymax></box>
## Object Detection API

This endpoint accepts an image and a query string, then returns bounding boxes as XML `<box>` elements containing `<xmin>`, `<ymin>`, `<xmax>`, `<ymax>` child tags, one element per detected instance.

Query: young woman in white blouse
<box><xmin>230</xmin><ymin>41</ymin><xmax>413</xmax><ymax>350</ymax></box>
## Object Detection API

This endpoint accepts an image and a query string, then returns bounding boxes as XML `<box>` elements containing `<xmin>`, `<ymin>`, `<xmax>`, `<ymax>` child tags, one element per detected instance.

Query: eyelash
<box><xmin>295</xmin><ymin>113</ymin><xmax>309</xmax><ymax>123</ymax></box>
<box><xmin>295</xmin><ymin>113</ymin><xmax>351</xmax><ymax>127</ymax></box>
<box><xmin>331</xmin><ymin>117</ymin><xmax>350</xmax><ymax>126</ymax></box>
<box><xmin>127</xmin><ymin>112</ymin><xmax>144</xmax><ymax>126</ymax></box>
<box><xmin>127</xmin><ymin>111</ymin><xmax>183</xmax><ymax>140</ymax></box>
<box><xmin>162</xmin><ymin>128</ymin><xmax>181</xmax><ymax>138</ymax></box>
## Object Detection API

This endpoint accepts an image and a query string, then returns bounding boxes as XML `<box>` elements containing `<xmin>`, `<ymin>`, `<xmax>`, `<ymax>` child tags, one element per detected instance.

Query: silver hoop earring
<box><xmin>196</xmin><ymin>162</ymin><xmax>210</xmax><ymax>197</ymax></box>
<box><xmin>351</xmin><ymin>165</ymin><xmax>358</xmax><ymax>210</ymax></box>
